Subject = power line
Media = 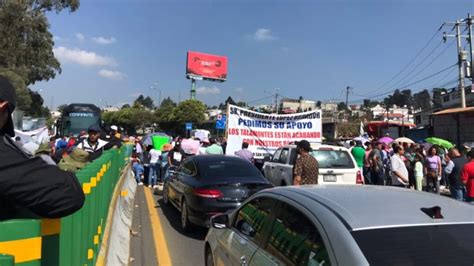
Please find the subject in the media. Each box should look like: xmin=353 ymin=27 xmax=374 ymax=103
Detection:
xmin=246 ymin=95 xmax=275 ymax=105
xmin=397 ymin=39 xmax=455 ymax=86
xmin=349 ymin=63 xmax=457 ymax=103
xmin=363 ymin=27 xmax=443 ymax=96
xmin=389 ymin=40 xmax=444 ymax=89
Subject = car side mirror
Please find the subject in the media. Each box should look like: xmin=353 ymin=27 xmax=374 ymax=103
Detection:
xmin=210 ymin=214 xmax=229 ymax=229
xmin=263 ymin=155 xmax=272 ymax=162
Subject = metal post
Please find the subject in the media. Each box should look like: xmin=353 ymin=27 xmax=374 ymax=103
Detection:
xmin=455 ymin=21 xmax=467 ymax=108
xmin=191 ymin=79 xmax=196 ymax=100
xmin=158 ymin=90 xmax=162 ymax=108
xmin=346 ymin=86 xmax=350 ymax=109
xmin=401 ymin=110 xmax=405 ymax=137
xmin=468 ymin=13 xmax=473 ymax=83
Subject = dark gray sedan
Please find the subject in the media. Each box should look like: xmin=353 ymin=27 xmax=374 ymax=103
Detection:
xmin=205 ymin=185 xmax=474 ymax=265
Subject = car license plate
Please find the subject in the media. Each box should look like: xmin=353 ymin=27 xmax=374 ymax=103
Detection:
xmin=323 ymin=175 xmax=337 ymax=182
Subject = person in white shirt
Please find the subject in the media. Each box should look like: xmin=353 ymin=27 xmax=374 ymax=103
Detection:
xmin=149 ymin=145 xmax=162 ymax=187
xmin=390 ymin=145 xmax=409 ymax=187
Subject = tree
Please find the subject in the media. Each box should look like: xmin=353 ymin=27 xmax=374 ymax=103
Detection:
xmin=316 ymin=101 xmax=322 ymax=108
xmin=337 ymin=102 xmax=347 ymax=111
xmin=57 ymin=104 xmax=68 ymax=113
xmin=155 ymin=97 xmax=176 ymax=123
xmin=432 ymin=88 xmax=446 ymax=108
xmin=133 ymin=94 xmax=154 ymax=109
xmin=121 ymin=104 xmax=131 ymax=109
xmin=413 ymin=89 xmax=431 ymax=110
xmin=236 ymin=101 xmax=247 ymax=107
xmin=173 ymin=100 xmax=206 ymax=124
xmin=102 ymin=107 xmax=155 ymax=134
xmin=0 ymin=1 xmax=79 ymax=110
xmin=362 ymin=99 xmax=379 ymax=109
xmin=383 ymin=89 xmax=414 ymax=108
xmin=160 ymin=97 xmax=176 ymax=108
xmin=24 ymin=89 xmax=50 ymax=117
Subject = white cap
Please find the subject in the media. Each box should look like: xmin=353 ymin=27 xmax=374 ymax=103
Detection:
xmin=110 ymin=125 xmax=118 ymax=131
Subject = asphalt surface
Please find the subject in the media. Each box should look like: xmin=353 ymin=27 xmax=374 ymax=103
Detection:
xmin=130 ymin=186 xmax=208 ymax=265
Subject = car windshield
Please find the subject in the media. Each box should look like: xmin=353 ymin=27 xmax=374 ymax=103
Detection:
xmin=310 ymin=150 xmax=355 ymax=169
xmin=352 ymin=224 xmax=474 ymax=265
xmin=200 ymin=161 xmax=262 ymax=178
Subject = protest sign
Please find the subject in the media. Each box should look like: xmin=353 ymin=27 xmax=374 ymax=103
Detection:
xmin=225 ymin=105 xmax=322 ymax=158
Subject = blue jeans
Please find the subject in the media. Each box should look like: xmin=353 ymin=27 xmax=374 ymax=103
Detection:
xmin=132 ymin=162 xmax=144 ymax=183
xmin=148 ymin=163 xmax=157 ymax=186
xmin=450 ymin=186 xmax=465 ymax=201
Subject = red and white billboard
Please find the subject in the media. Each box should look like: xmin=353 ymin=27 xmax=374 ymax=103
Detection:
xmin=186 ymin=51 xmax=227 ymax=81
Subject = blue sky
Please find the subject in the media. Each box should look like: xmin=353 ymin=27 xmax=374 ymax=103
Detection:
xmin=32 ymin=0 xmax=472 ymax=109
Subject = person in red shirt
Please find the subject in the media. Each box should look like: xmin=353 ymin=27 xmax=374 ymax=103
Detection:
xmin=461 ymin=150 xmax=474 ymax=204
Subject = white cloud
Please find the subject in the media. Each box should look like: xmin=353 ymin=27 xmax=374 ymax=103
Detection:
xmin=91 ymin=36 xmax=117 ymax=45
xmin=53 ymin=46 xmax=116 ymax=67
xmin=234 ymin=87 xmax=244 ymax=93
xmin=254 ymin=28 xmax=276 ymax=41
xmin=98 ymin=69 xmax=126 ymax=80
xmin=196 ymin=86 xmax=221 ymax=95
xmin=75 ymin=33 xmax=85 ymax=42
xmin=53 ymin=36 xmax=63 ymax=41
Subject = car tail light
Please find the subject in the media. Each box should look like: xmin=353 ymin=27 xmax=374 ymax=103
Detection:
xmin=193 ymin=188 xmax=223 ymax=198
xmin=356 ymin=170 xmax=364 ymax=185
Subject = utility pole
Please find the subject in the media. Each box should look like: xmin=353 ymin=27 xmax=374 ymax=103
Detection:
xmin=345 ymin=86 xmax=352 ymax=108
xmin=274 ymin=88 xmax=279 ymax=114
xmin=345 ymin=86 xmax=352 ymax=122
xmin=467 ymin=13 xmax=473 ymax=83
xmin=443 ymin=19 xmax=469 ymax=108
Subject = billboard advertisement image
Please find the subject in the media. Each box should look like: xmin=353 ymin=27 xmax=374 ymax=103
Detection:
xmin=186 ymin=51 xmax=227 ymax=81
xmin=226 ymin=104 xmax=322 ymax=159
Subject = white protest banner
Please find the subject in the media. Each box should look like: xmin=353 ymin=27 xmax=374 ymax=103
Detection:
xmin=225 ymin=105 xmax=322 ymax=158
xmin=14 ymin=126 xmax=49 ymax=144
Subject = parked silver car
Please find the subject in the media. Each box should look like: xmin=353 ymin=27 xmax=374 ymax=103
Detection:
xmin=262 ymin=143 xmax=363 ymax=186
xmin=204 ymin=185 xmax=474 ymax=265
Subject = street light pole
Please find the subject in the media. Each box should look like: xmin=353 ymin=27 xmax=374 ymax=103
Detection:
xmin=150 ymin=83 xmax=162 ymax=108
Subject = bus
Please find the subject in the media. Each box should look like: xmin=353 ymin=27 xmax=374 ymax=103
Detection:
xmin=56 ymin=103 xmax=101 ymax=136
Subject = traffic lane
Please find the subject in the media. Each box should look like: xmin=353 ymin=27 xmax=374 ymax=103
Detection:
xmin=154 ymin=192 xmax=208 ymax=265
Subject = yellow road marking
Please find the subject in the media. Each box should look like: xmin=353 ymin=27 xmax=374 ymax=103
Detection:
xmin=144 ymin=188 xmax=172 ymax=266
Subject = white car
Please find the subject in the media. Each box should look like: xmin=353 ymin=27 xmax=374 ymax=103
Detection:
xmin=262 ymin=143 xmax=363 ymax=186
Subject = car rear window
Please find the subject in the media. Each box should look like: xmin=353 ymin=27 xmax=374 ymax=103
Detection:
xmin=352 ymin=224 xmax=474 ymax=265
xmin=310 ymin=150 xmax=355 ymax=169
xmin=199 ymin=161 xmax=262 ymax=178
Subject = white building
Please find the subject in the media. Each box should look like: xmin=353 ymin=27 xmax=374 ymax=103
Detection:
xmin=440 ymin=86 xmax=474 ymax=109
xmin=370 ymin=104 xmax=414 ymax=123
xmin=102 ymin=106 xmax=120 ymax=112
xmin=206 ymin=109 xmax=222 ymax=120
xmin=321 ymin=102 xmax=338 ymax=112
xmin=280 ymin=97 xmax=317 ymax=114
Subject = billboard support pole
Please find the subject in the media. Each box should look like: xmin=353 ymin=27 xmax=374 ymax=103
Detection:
xmin=190 ymin=78 xmax=196 ymax=100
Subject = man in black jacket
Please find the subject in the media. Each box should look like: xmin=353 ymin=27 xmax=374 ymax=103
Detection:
xmin=0 ymin=76 xmax=85 ymax=220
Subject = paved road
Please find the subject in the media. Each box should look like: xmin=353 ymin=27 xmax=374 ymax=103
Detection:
xmin=130 ymin=186 xmax=208 ymax=265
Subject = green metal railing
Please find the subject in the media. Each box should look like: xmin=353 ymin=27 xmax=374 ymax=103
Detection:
xmin=0 ymin=145 xmax=131 ymax=266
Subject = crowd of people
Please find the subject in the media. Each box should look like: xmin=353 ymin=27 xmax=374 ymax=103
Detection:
xmin=348 ymin=139 xmax=474 ymax=203
xmin=129 ymin=136 xmax=238 ymax=188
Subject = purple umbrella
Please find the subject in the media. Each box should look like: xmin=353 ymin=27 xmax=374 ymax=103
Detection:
xmin=421 ymin=142 xmax=432 ymax=151
xmin=378 ymin=136 xmax=394 ymax=144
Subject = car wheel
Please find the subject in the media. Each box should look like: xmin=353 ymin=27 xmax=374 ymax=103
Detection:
xmin=181 ymin=200 xmax=192 ymax=232
xmin=162 ymin=184 xmax=169 ymax=205
xmin=205 ymin=246 xmax=214 ymax=266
